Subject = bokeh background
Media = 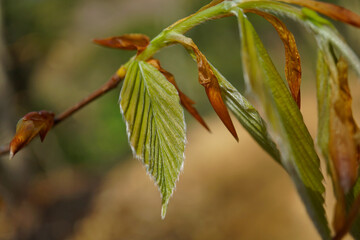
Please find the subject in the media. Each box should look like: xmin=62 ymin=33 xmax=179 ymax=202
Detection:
xmin=0 ymin=0 xmax=360 ymax=239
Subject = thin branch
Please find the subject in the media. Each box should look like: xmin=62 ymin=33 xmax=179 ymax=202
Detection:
xmin=0 ymin=73 xmax=123 ymax=157
xmin=333 ymin=194 xmax=360 ymax=240
xmin=54 ymin=74 xmax=122 ymax=125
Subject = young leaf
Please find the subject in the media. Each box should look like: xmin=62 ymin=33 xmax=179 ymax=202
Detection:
xmin=239 ymin=12 xmax=331 ymax=239
xmin=277 ymin=0 xmax=360 ymax=28
xmin=245 ymin=9 xmax=301 ymax=108
xmin=329 ymin=57 xmax=359 ymax=194
xmin=93 ymin=34 xmax=150 ymax=53
xmin=314 ymin=26 xmax=360 ymax=81
xmin=316 ymin=49 xmax=346 ymax=233
xmin=119 ymin=60 xmax=186 ymax=218
xmin=316 ymin=50 xmax=331 ymax=166
xmin=210 ymin=64 xmax=282 ymax=163
xmin=147 ymin=58 xmax=210 ymax=131
xmin=169 ymin=33 xmax=238 ymax=141
xmin=10 ymin=111 xmax=55 ymax=158
xmin=238 ymin=1 xmax=360 ymax=79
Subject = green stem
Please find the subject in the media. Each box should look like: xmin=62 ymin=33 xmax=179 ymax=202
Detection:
xmin=136 ymin=1 xmax=238 ymax=61
xmin=134 ymin=0 xmax=304 ymax=63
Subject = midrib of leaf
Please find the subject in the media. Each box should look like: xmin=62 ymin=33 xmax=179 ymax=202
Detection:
xmin=316 ymin=50 xmax=331 ymax=162
xmin=238 ymin=12 xmax=330 ymax=239
xmin=120 ymin=60 xmax=186 ymax=219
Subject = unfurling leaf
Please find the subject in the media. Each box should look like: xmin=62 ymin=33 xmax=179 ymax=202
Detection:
xmin=239 ymin=12 xmax=330 ymax=239
xmin=329 ymin=57 xmax=359 ymax=194
xmin=316 ymin=50 xmax=346 ymax=233
xmin=147 ymin=58 xmax=210 ymax=131
xmin=93 ymin=34 xmax=150 ymax=53
xmin=120 ymin=60 xmax=186 ymax=218
xmin=316 ymin=43 xmax=360 ymax=238
xmin=278 ymin=0 xmax=360 ymax=27
xmin=169 ymin=33 xmax=238 ymax=141
xmin=10 ymin=111 xmax=55 ymax=158
xmin=246 ymin=9 xmax=301 ymax=108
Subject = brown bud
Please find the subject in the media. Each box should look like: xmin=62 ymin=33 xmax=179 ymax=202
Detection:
xmin=10 ymin=111 xmax=55 ymax=158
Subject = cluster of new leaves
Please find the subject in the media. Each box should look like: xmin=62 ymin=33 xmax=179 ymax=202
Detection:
xmin=6 ymin=0 xmax=360 ymax=239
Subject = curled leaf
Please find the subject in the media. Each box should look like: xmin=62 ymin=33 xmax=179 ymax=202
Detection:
xmin=93 ymin=34 xmax=150 ymax=53
xmin=10 ymin=111 xmax=55 ymax=158
xmin=246 ymin=9 xmax=301 ymax=108
xmin=316 ymin=42 xmax=360 ymax=238
xmin=278 ymin=0 xmax=360 ymax=27
xmin=329 ymin=57 xmax=359 ymax=194
xmin=147 ymin=58 xmax=210 ymax=131
xmin=169 ymin=34 xmax=238 ymax=141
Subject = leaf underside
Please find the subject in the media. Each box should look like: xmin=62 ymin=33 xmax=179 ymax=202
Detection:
xmin=120 ymin=60 xmax=186 ymax=219
xmin=239 ymin=12 xmax=330 ymax=239
xmin=210 ymin=64 xmax=281 ymax=164
xmin=169 ymin=33 xmax=238 ymax=141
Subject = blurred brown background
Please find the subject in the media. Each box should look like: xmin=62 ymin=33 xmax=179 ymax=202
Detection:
xmin=0 ymin=0 xmax=359 ymax=239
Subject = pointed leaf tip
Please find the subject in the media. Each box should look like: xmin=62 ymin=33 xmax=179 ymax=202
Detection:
xmin=9 ymin=151 xmax=14 ymax=160
xmin=161 ymin=201 xmax=169 ymax=219
xmin=169 ymin=34 xmax=237 ymax=140
xmin=205 ymin=81 xmax=238 ymax=141
xmin=10 ymin=111 xmax=54 ymax=157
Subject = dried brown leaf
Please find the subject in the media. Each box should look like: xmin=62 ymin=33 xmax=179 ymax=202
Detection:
xmin=147 ymin=58 xmax=210 ymax=131
xmin=10 ymin=111 xmax=55 ymax=158
xmin=170 ymin=36 xmax=238 ymax=140
xmin=246 ymin=9 xmax=301 ymax=108
xmin=329 ymin=57 xmax=359 ymax=194
xmin=278 ymin=0 xmax=360 ymax=27
xmin=93 ymin=34 xmax=150 ymax=53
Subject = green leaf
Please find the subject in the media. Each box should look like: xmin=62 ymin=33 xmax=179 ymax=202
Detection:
xmin=304 ymin=17 xmax=360 ymax=79
xmin=210 ymin=64 xmax=281 ymax=164
xmin=120 ymin=60 xmax=186 ymax=218
xmin=316 ymin=50 xmax=331 ymax=170
xmin=238 ymin=12 xmax=331 ymax=239
xmin=237 ymin=1 xmax=360 ymax=78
